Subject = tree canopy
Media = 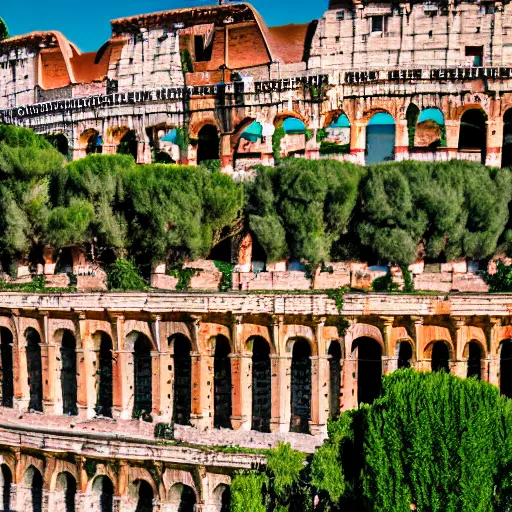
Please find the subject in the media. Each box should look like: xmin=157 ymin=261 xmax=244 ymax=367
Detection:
xmin=245 ymin=159 xmax=366 ymax=264
xmin=231 ymin=370 xmax=512 ymax=512
xmin=0 ymin=17 xmax=8 ymax=41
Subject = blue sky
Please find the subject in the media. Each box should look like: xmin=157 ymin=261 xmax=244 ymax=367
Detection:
xmin=1 ymin=1 xmax=326 ymax=52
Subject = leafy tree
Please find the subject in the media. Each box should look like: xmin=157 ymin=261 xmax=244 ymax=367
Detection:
xmin=0 ymin=17 xmax=8 ymax=41
xmin=106 ymin=257 xmax=148 ymax=291
xmin=358 ymin=161 xmax=512 ymax=265
xmin=0 ymin=125 xmax=64 ymax=266
xmin=49 ymin=154 xmax=130 ymax=256
xmin=121 ymin=164 xmax=242 ymax=265
xmin=245 ymin=159 xmax=366 ymax=265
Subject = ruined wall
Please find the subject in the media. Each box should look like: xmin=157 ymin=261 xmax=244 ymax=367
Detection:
xmin=309 ymin=1 xmax=512 ymax=71
xmin=0 ymin=48 xmax=37 ymax=109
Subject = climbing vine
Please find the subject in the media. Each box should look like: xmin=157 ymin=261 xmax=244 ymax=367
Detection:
xmin=214 ymin=260 xmax=233 ymax=292
xmin=167 ymin=267 xmax=200 ymax=291
xmin=272 ymin=126 xmax=286 ymax=163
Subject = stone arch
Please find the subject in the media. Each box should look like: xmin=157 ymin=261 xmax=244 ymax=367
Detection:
xmin=0 ymin=463 xmax=12 ymax=512
xmin=290 ymin=338 xmax=312 ymax=433
xmin=365 ymin=111 xmax=396 ymax=164
xmin=396 ymin=340 xmax=414 ymax=369
xmin=25 ymin=327 xmax=43 ymax=412
xmin=351 ymin=337 xmax=382 ymax=405
xmin=170 ymin=333 xmax=192 ymax=426
xmin=80 ymin=128 xmax=102 ymax=155
xmin=162 ymin=469 xmax=196 ymax=503
xmin=130 ymin=332 xmax=153 ymax=418
xmin=320 ymin=111 xmax=351 ymax=155
xmin=116 ymin=129 xmax=138 ymax=161
xmin=89 ymin=474 xmax=115 ymax=512
xmin=346 ymin=323 xmax=385 ymax=355
xmin=425 ymin=340 xmax=451 ymax=373
xmin=328 ymin=339 xmax=342 ymax=419
xmin=273 ymin=112 xmax=307 ymax=158
xmin=21 ymin=465 xmax=43 ymax=512
xmin=390 ymin=326 xmax=415 ymax=359
xmin=415 ymin=107 xmax=446 ymax=148
xmin=458 ymin=107 xmax=488 ymax=163
xmin=405 ymin=102 xmax=420 ymax=148
xmin=284 ymin=325 xmax=316 ymax=356
xmin=242 ymin=325 xmax=273 ymax=354
xmin=213 ymin=335 xmax=232 ymax=429
xmin=48 ymin=461 xmax=79 ymax=491
xmin=211 ymin=483 xmax=230 ymax=512
xmin=92 ymin=331 xmax=113 ymax=418
xmin=124 ymin=324 xmax=156 ymax=352
xmin=464 ymin=340 xmax=484 ymax=380
xmin=128 ymin=479 xmax=155 ymax=512
xmin=0 ymin=327 xmax=14 ymax=408
xmin=249 ymin=336 xmax=271 ymax=432
xmin=199 ymin=324 xmax=231 ymax=354
xmin=55 ymin=329 xmax=78 ymax=416
xmin=54 ymin=471 xmax=77 ymax=512
xmin=420 ymin=326 xmax=454 ymax=359
xmin=168 ymin=483 xmax=197 ymax=511
xmin=197 ymin=124 xmax=220 ymax=164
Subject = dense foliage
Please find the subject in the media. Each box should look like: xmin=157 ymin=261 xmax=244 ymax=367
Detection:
xmin=0 ymin=17 xmax=7 ymax=41
xmin=245 ymin=159 xmax=366 ymax=265
xmin=357 ymin=161 xmax=512 ymax=266
xmin=232 ymin=371 xmax=512 ymax=512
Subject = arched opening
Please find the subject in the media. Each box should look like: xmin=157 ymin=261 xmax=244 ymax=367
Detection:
xmin=212 ymin=484 xmax=230 ymax=512
xmin=466 ymin=341 xmax=482 ymax=380
xmin=169 ymin=483 xmax=196 ymax=512
xmin=250 ymin=337 xmax=271 ymax=432
xmin=0 ymin=464 xmax=12 ymax=512
xmin=82 ymin=130 xmax=103 ymax=155
xmin=135 ymin=480 xmax=153 ymax=512
xmin=56 ymin=472 xmax=76 ymax=512
xmin=0 ymin=328 xmax=14 ymax=408
xmin=96 ymin=333 xmax=113 ymax=418
xmin=172 ymin=334 xmax=192 ymax=426
xmin=406 ymin=103 xmax=420 ymax=148
xmin=117 ymin=130 xmax=138 ymax=161
xmin=23 ymin=466 xmax=43 ymax=512
xmin=55 ymin=247 xmax=74 ymax=274
xmin=197 ymin=124 xmax=219 ymax=164
xmin=352 ymin=337 xmax=382 ymax=405
xmin=366 ymin=112 xmax=396 ymax=164
xmin=274 ymin=116 xmax=307 ymax=159
xmin=458 ymin=109 xmax=487 ymax=163
xmin=416 ymin=108 xmax=446 ymax=148
xmin=133 ymin=335 xmax=153 ymax=418
xmin=430 ymin=341 xmax=450 ymax=373
xmin=61 ymin=331 xmax=77 ymax=415
xmin=26 ymin=329 xmax=43 ymax=412
xmin=290 ymin=339 xmax=311 ymax=433
xmin=213 ymin=336 xmax=232 ymax=429
xmin=328 ymin=341 xmax=342 ymax=419
xmin=92 ymin=475 xmax=114 ymax=512
xmin=319 ymin=113 xmax=351 ymax=156
xmin=235 ymin=121 xmax=264 ymax=171
xmin=397 ymin=341 xmax=413 ymax=369
xmin=500 ymin=340 xmax=512 ymax=398
xmin=502 ymin=109 xmax=512 ymax=168
xmin=45 ymin=133 xmax=69 ymax=157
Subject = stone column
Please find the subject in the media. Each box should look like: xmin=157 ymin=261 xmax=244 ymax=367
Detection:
xmin=137 ymin=141 xmax=152 ymax=164
xmin=260 ymin=136 xmax=274 ymax=167
xmin=113 ymin=349 xmax=133 ymax=420
xmin=42 ymin=488 xmax=50 ymax=512
xmin=220 ymin=134 xmax=234 ymax=175
xmin=13 ymin=343 xmax=29 ymax=411
xmin=488 ymin=318 xmax=502 ymax=386
xmin=349 ymin=121 xmax=366 ymax=165
xmin=394 ymin=119 xmax=409 ymax=161
xmin=269 ymin=354 xmax=292 ymax=432
xmin=41 ymin=343 xmax=59 ymax=415
xmin=305 ymin=132 xmax=320 ymax=160
xmin=486 ymin=118 xmax=504 ymax=167
xmin=157 ymin=351 xmax=173 ymax=420
xmin=340 ymin=354 xmax=357 ymax=411
xmin=382 ymin=356 xmax=398 ymax=374
xmin=381 ymin=317 xmax=395 ymax=374
xmin=190 ymin=352 xmax=214 ymax=430
xmin=309 ymin=355 xmax=330 ymax=436
xmin=76 ymin=346 xmax=98 ymax=419
xmin=151 ymin=350 xmax=161 ymax=417
xmin=230 ymin=353 xmax=252 ymax=431
xmin=453 ymin=318 xmax=467 ymax=378
xmin=186 ymin=144 xmax=197 ymax=166
xmin=444 ymin=120 xmax=460 ymax=160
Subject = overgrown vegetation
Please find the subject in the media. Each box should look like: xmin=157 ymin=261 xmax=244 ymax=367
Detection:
xmin=484 ymin=260 xmax=512 ymax=292
xmin=106 ymin=258 xmax=148 ymax=291
xmin=232 ymin=371 xmax=512 ymax=511
xmin=0 ymin=17 xmax=8 ymax=41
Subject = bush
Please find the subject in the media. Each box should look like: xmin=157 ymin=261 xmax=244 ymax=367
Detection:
xmin=106 ymin=258 xmax=148 ymax=291
xmin=484 ymin=261 xmax=512 ymax=292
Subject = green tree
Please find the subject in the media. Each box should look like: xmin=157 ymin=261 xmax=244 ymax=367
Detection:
xmin=122 ymin=164 xmax=242 ymax=265
xmin=245 ymin=159 xmax=366 ymax=265
xmin=358 ymin=161 xmax=512 ymax=265
xmin=0 ymin=125 xmax=64 ymax=267
xmin=0 ymin=17 xmax=8 ymax=41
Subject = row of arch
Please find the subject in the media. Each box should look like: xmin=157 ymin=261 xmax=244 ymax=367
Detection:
xmin=0 ymin=462 xmax=229 ymax=512
xmin=4 ymin=322 xmax=512 ymax=435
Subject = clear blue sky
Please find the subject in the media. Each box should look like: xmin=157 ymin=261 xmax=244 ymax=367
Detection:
xmin=1 ymin=1 xmax=327 ymax=52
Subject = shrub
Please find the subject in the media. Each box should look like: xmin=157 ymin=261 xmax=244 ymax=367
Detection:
xmin=106 ymin=257 xmax=148 ymax=291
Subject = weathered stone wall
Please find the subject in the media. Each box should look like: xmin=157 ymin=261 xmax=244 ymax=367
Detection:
xmin=309 ymin=2 xmax=512 ymax=71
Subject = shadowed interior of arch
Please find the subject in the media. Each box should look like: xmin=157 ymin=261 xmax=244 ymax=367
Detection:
xmin=290 ymin=338 xmax=312 ymax=433
xmin=133 ymin=334 xmax=153 ymax=418
xmin=250 ymin=336 xmax=271 ymax=432
xmin=95 ymin=333 xmax=113 ymax=418
xmin=26 ymin=329 xmax=43 ymax=412
xmin=328 ymin=340 xmax=342 ymax=419
xmin=431 ymin=341 xmax=450 ymax=373
xmin=61 ymin=330 xmax=78 ymax=416
xmin=214 ymin=335 xmax=232 ymax=429
xmin=0 ymin=328 xmax=13 ymax=408
xmin=352 ymin=336 xmax=382 ymax=405
xmin=172 ymin=334 xmax=192 ymax=426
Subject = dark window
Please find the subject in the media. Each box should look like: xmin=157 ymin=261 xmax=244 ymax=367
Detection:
xmin=172 ymin=335 xmax=192 ymax=426
xmin=336 ymin=10 xmax=345 ymax=20
xmin=290 ymin=339 xmax=311 ymax=433
xmin=371 ymin=16 xmax=384 ymax=33
xmin=134 ymin=336 xmax=152 ymax=416
xmin=96 ymin=335 xmax=113 ymax=418
xmin=251 ymin=338 xmax=271 ymax=432
xmin=61 ymin=332 xmax=77 ymax=416
xmin=194 ymin=35 xmax=213 ymax=62
xmin=214 ymin=336 xmax=232 ymax=429
xmin=466 ymin=46 xmax=484 ymax=66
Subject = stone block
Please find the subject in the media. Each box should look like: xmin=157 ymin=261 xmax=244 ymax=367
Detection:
xmin=76 ymin=275 xmax=107 ymax=292
xmin=452 ymin=273 xmax=489 ymax=293
xmin=414 ymin=272 xmax=453 ymax=292
xmin=45 ymin=274 xmax=70 ymax=288
xmin=151 ymin=273 xmax=178 ymax=290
